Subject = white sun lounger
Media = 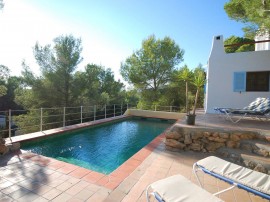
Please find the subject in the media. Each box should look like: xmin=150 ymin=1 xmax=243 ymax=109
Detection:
xmin=193 ymin=156 xmax=270 ymax=200
xmin=146 ymin=175 xmax=224 ymax=202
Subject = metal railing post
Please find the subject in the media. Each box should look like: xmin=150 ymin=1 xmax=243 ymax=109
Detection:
xmin=114 ymin=104 xmax=115 ymax=117
xmin=81 ymin=106 xmax=83 ymax=123
xmin=8 ymin=109 xmax=11 ymax=138
xmin=105 ymin=105 xmax=106 ymax=119
xmin=170 ymin=106 xmax=172 ymax=112
xmin=121 ymin=104 xmax=122 ymax=115
xmin=127 ymin=103 xmax=128 ymax=110
xmin=63 ymin=107 xmax=66 ymax=127
xmin=155 ymin=105 xmax=157 ymax=111
xmin=94 ymin=105 xmax=96 ymax=121
xmin=40 ymin=108 xmax=43 ymax=131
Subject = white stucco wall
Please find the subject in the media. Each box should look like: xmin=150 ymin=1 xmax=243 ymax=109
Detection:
xmin=205 ymin=35 xmax=270 ymax=114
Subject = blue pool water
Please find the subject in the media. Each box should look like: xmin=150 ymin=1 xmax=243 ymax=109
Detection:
xmin=21 ymin=117 xmax=174 ymax=174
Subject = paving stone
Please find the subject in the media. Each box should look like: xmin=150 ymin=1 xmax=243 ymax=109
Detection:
xmin=32 ymin=184 xmax=53 ymax=195
xmin=85 ymin=183 xmax=101 ymax=192
xmin=42 ymin=188 xmax=62 ymax=200
xmin=51 ymin=192 xmax=73 ymax=202
xmin=1 ymin=184 xmax=22 ymax=195
xmin=74 ymin=188 xmax=95 ymax=201
xmin=18 ymin=179 xmax=42 ymax=191
xmin=0 ymin=180 xmax=13 ymax=190
xmin=56 ymin=181 xmax=75 ymax=191
xmin=65 ymin=180 xmax=89 ymax=195
xmin=32 ymin=196 xmax=49 ymax=202
xmin=104 ymin=189 xmax=126 ymax=202
xmin=8 ymin=187 xmax=31 ymax=200
xmin=16 ymin=191 xmax=40 ymax=202
xmin=67 ymin=197 xmax=84 ymax=202
xmin=0 ymin=193 xmax=13 ymax=202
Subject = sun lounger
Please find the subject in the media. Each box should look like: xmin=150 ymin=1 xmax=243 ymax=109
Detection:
xmin=214 ymin=97 xmax=267 ymax=113
xmin=214 ymin=98 xmax=270 ymax=123
xmin=146 ymin=174 xmax=224 ymax=202
xmin=193 ymin=156 xmax=270 ymax=200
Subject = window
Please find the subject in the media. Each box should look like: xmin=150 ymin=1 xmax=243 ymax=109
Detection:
xmin=246 ymin=71 xmax=269 ymax=91
xmin=233 ymin=71 xmax=270 ymax=92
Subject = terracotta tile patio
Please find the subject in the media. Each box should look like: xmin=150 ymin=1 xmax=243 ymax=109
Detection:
xmin=0 ymin=113 xmax=269 ymax=201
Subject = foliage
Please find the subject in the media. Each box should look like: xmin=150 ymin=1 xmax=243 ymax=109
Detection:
xmin=73 ymin=64 xmax=125 ymax=106
xmin=224 ymin=36 xmax=255 ymax=53
xmin=0 ymin=65 xmax=23 ymax=112
xmin=13 ymin=110 xmax=40 ymax=134
xmin=33 ymin=34 xmax=83 ymax=107
xmin=191 ymin=69 xmax=206 ymax=115
xmin=0 ymin=65 xmax=10 ymax=97
xmin=178 ymin=65 xmax=192 ymax=114
xmin=178 ymin=65 xmax=205 ymax=115
xmin=124 ymin=88 xmax=139 ymax=107
xmin=120 ymin=35 xmax=184 ymax=103
xmin=224 ymin=0 xmax=270 ymax=35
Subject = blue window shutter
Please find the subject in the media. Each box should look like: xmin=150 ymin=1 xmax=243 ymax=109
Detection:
xmin=233 ymin=72 xmax=246 ymax=92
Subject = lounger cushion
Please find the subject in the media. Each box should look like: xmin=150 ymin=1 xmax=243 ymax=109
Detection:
xmin=243 ymin=97 xmax=267 ymax=110
xmin=197 ymin=156 xmax=270 ymax=196
xmin=253 ymin=98 xmax=270 ymax=113
xmin=150 ymin=175 xmax=224 ymax=202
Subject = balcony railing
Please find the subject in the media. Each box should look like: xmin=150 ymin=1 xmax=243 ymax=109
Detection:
xmin=0 ymin=104 xmax=182 ymax=138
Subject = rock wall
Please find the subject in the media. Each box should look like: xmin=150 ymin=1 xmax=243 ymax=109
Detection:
xmin=165 ymin=126 xmax=266 ymax=153
xmin=164 ymin=125 xmax=270 ymax=174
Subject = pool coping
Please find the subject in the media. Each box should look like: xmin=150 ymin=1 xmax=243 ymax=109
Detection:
xmin=10 ymin=115 xmax=176 ymax=190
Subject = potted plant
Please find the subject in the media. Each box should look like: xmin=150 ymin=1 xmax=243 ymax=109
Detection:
xmin=178 ymin=65 xmax=193 ymax=124
xmin=179 ymin=66 xmax=205 ymax=125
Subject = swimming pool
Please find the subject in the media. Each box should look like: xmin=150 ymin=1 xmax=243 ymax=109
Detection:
xmin=21 ymin=117 xmax=175 ymax=174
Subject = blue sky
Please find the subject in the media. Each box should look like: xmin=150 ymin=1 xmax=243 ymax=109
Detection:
xmin=0 ymin=0 xmax=244 ymax=81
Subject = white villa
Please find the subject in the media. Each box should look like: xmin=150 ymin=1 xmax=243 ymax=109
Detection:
xmin=205 ymin=34 xmax=270 ymax=113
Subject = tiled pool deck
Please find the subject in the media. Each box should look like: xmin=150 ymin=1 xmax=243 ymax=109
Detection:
xmin=1 ymin=113 xmax=269 ymax=202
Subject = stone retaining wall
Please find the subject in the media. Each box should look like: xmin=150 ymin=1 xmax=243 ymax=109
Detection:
xmin=165 ymin=124 xmax=270 ymax=173
xmin=165 ymin=126 xmax=268 ymax=153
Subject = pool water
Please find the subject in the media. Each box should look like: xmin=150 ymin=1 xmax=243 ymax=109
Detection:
xmin=21 ymin=117 xmax=174 ymax=174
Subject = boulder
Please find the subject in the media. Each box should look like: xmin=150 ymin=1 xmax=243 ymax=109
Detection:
xmin=192 ymin=139 xmax=202 ymax=144
xmin=7 ymin=142 xmax=20 ymax=151
xmin=208 ymin=136 xmax=226 ymax=143
xmin=165 ymin=131 xmax=182 ymax=140
xmin=206 ymin=142 xmax=225 ymax=152
xmin=191 ymin=132 xmax=203 ymax=140
xmin=0 ymin=138 xmax=5 ymax=145
xmin=189 ymin=143 xmax=201 ymax=151
xmin=203 ymin=132 xmax=211 ymax=137
xmin=219 ymin=132 xmax=229 ymax=139
xmin=240 ymin=133 xmax=255 ymax=140
xmin=212 ymin=132 xmax=219 ymax=138
xmin=201 ymin=138 xmax=210 ymax=144
xmin=243 ymin=160 xmax=256 ymax=169
xmin=226 ymin=141 xmax=239 ymax=148
xmin=254 ymin=164 xmax=268 ymax=174
xmin=0 ymin=144 xmax=9 ymax=155
xmin=253 ymin=149 xmax=269 ymax=157
xmin=165 ymin=139 xmax=185 ymax=149
xmin=230 ymin=133 xmax=241 ymax=141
